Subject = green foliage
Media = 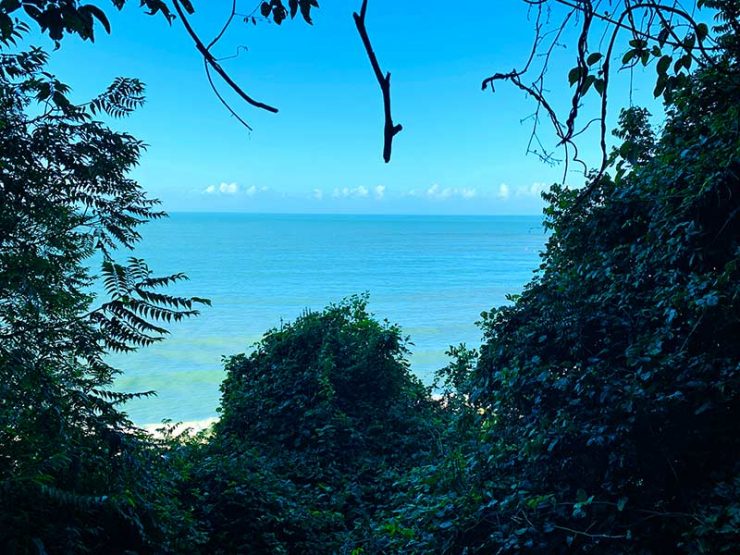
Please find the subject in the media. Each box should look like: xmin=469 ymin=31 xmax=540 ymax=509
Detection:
xmin=0 ymin=0 xmax=173 ymax=44
xmin=370 ymin=10 xmax=739 ymax=553
xmin=1 ymin=2 xmax=737 ymax=554
xmin=261 ymin=0 xmax=319 ymax=25
xmin=0 ymin=47 xmax=207 ymax=552
xmin=0 ymin=0 xmax=319 ymax=46
xmin=217 ymin=295 xmax=434 ymax=460
xmin=195 ymin=295 xmax=444 ymax=553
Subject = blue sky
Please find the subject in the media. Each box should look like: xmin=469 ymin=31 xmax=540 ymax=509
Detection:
xmin=29 ymin=1 xmax=662 ymax=214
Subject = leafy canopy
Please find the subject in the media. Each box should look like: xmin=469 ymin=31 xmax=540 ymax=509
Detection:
xmin=0 ymin=45 xmax=207 ymax=552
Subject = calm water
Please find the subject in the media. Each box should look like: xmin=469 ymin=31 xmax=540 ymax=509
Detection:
xmin=106 ymin=213 xmax=546 ymax=424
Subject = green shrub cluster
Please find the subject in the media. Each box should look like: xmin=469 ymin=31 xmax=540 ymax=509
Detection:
xmin=187 ymin=296 xmax=444 ymax=553
xmin=369 ymin=60 xmax=740 ymax=555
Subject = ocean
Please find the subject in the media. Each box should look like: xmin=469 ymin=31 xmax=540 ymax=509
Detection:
xmin=105 ymin=213 xmax=547 ymax=425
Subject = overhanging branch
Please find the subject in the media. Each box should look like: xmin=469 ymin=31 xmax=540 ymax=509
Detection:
xmin=353 ymin=0 xmax=402 ymax=163
xmin=171 ymin=0 xmax=278 ymax=115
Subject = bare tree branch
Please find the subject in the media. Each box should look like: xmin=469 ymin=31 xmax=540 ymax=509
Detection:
xmin=204 ymin=60 xmax=253 ymax=130
xmin=207 ymin=0 xmax=237 ymax=51
xmin=483 ymin=0 xmax=723 ymax=189
xmin=171 ymin=0 xmax=278 ymax=114
xmin=353 ymin=0 xmax=402 ymax=163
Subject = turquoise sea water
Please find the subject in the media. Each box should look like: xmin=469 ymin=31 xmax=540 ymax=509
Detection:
xmin=107 ymin=213 xmax=547 ymax=425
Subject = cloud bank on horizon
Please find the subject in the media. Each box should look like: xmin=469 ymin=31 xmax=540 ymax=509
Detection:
xmin=194 ymin=180 xmax=551 ymax=214
xmin=204 ymin=183 xmax=270 ymax=196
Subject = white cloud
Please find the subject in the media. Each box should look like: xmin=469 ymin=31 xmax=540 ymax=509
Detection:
xmin=204 ymin=182 xmax=239 ymax=195
xmin=497 ymin=183 xmax=510 ymax=199
xmin=426 ymin=184 xmax=450 ymax=199
xmin=425 ymin=184 xmax=478 ymax=201
xmin=332 ymin=186 xmax=370 ymax=199
xmin=516 ymin=182 xmax=548 ymax=197
xmin=374 ymin=185 xmax=386 ymax=199
xmin=203 ymin=182 xmax=269 ymax=196
xmin=312 ymin=188 xmax=324 ymax=200
xmin=244 ymin=185 xmax=268 ymax=196
xmin=220 ymin=182 xmax=239 ymax=194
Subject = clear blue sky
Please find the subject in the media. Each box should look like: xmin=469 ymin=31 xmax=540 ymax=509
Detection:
xmin=28 ymin=1 xmax=660 ymax=214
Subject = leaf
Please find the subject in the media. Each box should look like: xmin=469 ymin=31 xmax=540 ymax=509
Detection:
xmin=696 ymin=23 xmax=709 ymax=41
xmin=653 ymin=75 xmax=667 ymax=98
xmin=657 ymin=55 xmax=671 ymax=76
xmin=658 ymin=27 xmax=670 ymax=47
xmin=617 ymin=497 xmax=628 ymax=512
xmin=594 ymin=78 xmax=605 ymax=96
xmin=298 ymin=0 xmax=313 ymax=23
xmin=568 ymin=66 xmax=582 ymax=86
xmin=586 ymin=52 xmax=602 ymax=66
xmin=82 ymin=5 xmax=111 ymax=34
xmin=580 ymin=74 xmax=595 ymax=94
xmin=260 ymin=2 xmax=271 ymax=17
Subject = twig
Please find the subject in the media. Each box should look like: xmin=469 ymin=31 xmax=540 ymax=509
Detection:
xmin=207 ymin=0 xmax=237 ymax=51
xmin=204 ymin=61 xmax=253 ymax=130
xmin=172 ymin=0 xmax=278 ymax=114
xmin=552 ymin=524 xmax=627 ymax=539
xmin=353 ymin=0 xmax=402 ymax=163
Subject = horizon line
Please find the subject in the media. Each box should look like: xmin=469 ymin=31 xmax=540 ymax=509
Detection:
xmin=161 ymin=210 xmax=545 ymax=217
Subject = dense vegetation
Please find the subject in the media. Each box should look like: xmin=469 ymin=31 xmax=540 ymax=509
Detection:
xmin=1 ymin=1 xmax=738 ymax=553
xmin=0 ymin=44 xmax=207 ymax=553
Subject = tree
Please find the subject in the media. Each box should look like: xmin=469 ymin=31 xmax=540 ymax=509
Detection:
xmin=0 ymin=44 xmax=208 ymax=552
xmin=0 ymin=0 xmax=318 ymax=129
xmin=483 ymin=0 xmax=737 ymax=177
xmin=369 ymin=3 xmax=739 ymax=552
xmin=198 ymin=295 xmax=443 ymax=552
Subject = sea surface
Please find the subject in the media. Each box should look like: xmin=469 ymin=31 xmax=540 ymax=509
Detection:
xmin=104 ymin=213 xmax=547 ymax=425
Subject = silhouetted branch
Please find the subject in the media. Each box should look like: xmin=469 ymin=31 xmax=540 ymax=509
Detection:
xmin=207 ymin=0 xmax=237 ymax=51
xmin=482 ymin=0 xmax=721 ymax=186
xmin=172 ymin=0 xmax=278 ymax=114
xmin=204 ymin=61 xmax=253 ymax=130
xmin=353 ymin=0 xmax=402 ymax=163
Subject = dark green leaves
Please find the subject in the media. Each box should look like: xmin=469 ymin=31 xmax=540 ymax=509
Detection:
xmin=0 ymin=48 xmax=206 ymax=552
xmin=587 ymin=52 xmax=603 ymax=66
xmin=0 ymin=0 xmax=174 ymax=42
xmin=657 ymin=54 xmax=672 ymax=75
xmin=697 ymin=22 xmax=709 ymax=41
xmin=89 ymin=77 xmax=146 ymax=118
xmin=260 ymin=0 xmax=316 ymax=25
xmin=208 ymin=295 xmax=440 ymax=552
xmin=568 ymin=65 xmax=582 ymax=86
xmin=80 ymin=4 xmax=110 ymax=35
